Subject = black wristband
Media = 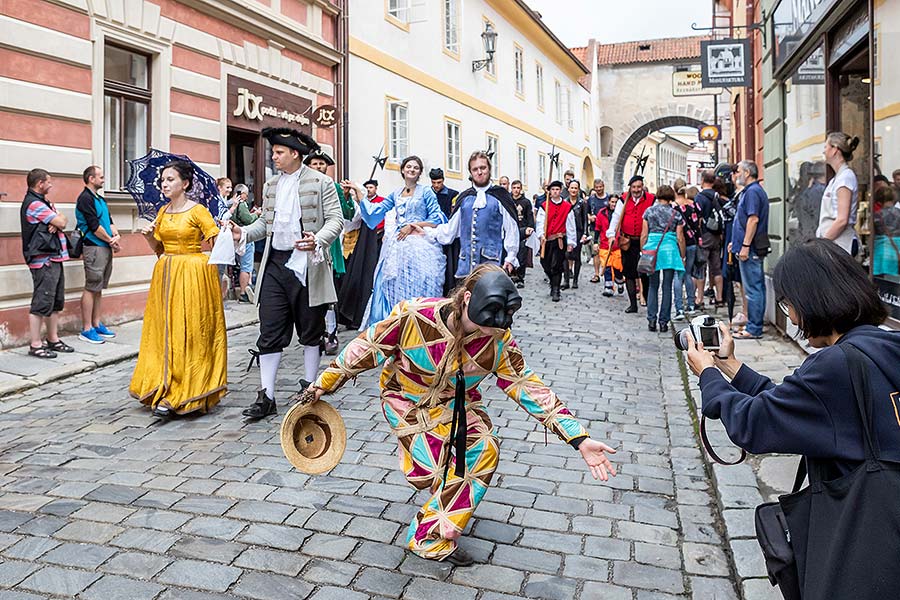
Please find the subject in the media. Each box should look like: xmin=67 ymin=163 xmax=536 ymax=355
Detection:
xmin=741 ymin=243 xmax=751 ymax=248
xmin=569 ymin=435 xmax=589 ymax=450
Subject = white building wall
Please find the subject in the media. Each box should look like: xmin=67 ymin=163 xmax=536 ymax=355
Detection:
xmin=348 ymin=0 xmax=598 ymax=195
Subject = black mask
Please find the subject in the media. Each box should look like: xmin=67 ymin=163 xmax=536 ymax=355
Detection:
xmin=467 ymin=271 xmax=522 ymax=330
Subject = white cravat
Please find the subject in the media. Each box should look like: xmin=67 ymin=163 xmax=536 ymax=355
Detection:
xmin=474 ymin=184 xmax=489 ymax=209
xmin=272 ymin=169 xmax=302 ymax=251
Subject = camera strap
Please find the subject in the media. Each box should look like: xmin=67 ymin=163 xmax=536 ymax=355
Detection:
xmin=700 ymin=415 xmax=747 ymax=465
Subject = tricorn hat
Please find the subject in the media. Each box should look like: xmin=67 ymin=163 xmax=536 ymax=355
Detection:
xmin=280 ymin=399 xmax=346 ymax=474
xmin=303 ymin=149 xmax=335 ymax=167
xmin=262 ymin=127 xmax=319 ymax=156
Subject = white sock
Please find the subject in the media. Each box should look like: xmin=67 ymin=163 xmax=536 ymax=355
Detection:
xmin=259 ymin=352 xmax=281 ymax=399
xmin=304 ymin=345 xmax=320 ymax=383
xmin=325 ymin=308 xmax=336 ymax=334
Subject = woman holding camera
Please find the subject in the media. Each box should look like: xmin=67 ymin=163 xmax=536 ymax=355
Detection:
xmin=685 ymin=239 xmax=900 ymax=598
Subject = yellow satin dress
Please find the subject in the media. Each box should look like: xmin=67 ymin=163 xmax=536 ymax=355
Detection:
xmin=129 ymin=204 xmax=227 ymax=414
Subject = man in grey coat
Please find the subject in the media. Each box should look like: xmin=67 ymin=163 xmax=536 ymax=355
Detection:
xmin=231 ymin=127 xmax=343 ymax=420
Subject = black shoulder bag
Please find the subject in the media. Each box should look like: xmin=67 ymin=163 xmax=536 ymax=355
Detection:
xmin=756 ymin=343 xmax=900 ymax=599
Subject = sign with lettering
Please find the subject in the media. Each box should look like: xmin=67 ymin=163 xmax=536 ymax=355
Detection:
xmin=701 ymin=39 xmax=751 ymax=87
xmin=312 ymin=105 xmax=338 ymax=128
xmin=227 ymin=76 xmax=313 ymax=132
xmin=672 ymin=70 xmax=723 ymax=97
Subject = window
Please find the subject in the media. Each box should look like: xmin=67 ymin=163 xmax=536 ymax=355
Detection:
xmin=104 ymin=44 xmax=150 ymax=191
xmin=554 ymin=80 xmax=563 ymax=124
xmin=387 ymin=99 xmax=408 ymax=162
xmin=445 ymin=118 xmax=461 ymax=174
xmin=514 ymin=44 xmax=525 ymax=97
xmin=387 ymin=0 xmax=410 ymax=28
xmin=443 ymin=0 xmax=459 ymax=57
xmin=486 ymin=133 xmax=499 ymax=171
xmin=538 ymin=152 xmax=548 ymax=187
xmin=583 ymin=102 xmax=591 ymax=139
xmin=535 ymin=62 xmax=545 ymax=110
xmin=600 ymin=126 xmax=613 ymax=157
xmin=566 ymin=87 xmax=573 ymax=130
xmin=517 ymin=145 xmax=527 ymax=183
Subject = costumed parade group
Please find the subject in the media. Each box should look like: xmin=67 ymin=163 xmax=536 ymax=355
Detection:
xmin=128 ymin=128 xmax=618 ymax=565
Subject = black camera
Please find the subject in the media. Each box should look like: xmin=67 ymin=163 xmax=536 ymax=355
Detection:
xmin=675 ymin=316 xmax=721 ymax=352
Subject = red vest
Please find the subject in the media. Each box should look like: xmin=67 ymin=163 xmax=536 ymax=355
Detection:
xmin=621 ymin=192 xmax=654 ymax=236
xmin=545 ymin=199 xmax=571 ymax=236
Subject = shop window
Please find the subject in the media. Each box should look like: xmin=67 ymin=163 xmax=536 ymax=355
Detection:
xmin=873 ymin=2 xmax=900 ymax=320
xmin=387 ymin=99 xmax=408 ymax=162
xmin=445 ymin=118 xmax=461 ymax=174
xmin=783 ymin=46 xmax=826 ymax=250
xmin=104 ymin=44 xmax=150 ymax=191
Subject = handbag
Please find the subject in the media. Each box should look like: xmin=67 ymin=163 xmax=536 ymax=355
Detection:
xmin=754 ymin=460 xmax=806 ymax=600
xmin=637 ymin=208 xmax=676 ymax=275
xmin=67 ymin=229 xmax=84 ymax=259
xmin=774 ymin=343 xmax=900 ymax=599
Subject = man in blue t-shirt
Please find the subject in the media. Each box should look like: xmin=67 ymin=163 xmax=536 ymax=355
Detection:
xmin=75 ymin=166 xmax=120 ymax=344
xmin=731 ymin=160 xmax=769 ymax=339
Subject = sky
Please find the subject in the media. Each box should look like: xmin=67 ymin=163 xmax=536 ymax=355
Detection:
xmin=524 ymin=0 xmax=713 ymax=47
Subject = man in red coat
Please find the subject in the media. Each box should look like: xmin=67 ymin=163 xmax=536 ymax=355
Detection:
xmin=606 ymin=175 xmax=655 ymax=313
xmin=536 ymin=181 xmax=577 ymax=302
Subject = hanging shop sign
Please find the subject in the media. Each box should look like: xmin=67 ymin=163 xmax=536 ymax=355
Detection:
xmin=312 ymin=105 xmax=339 ymax=128
xmin=227 ymin=76 xmax=312 ymax=132
xmin=673 ymin=70 xmax=723 ymax=97
xmin=698 ymin=124 xmax=721 ymax=142
xmin=701 ymin=38 xmax=751 ymax=87
xmin=794 ymin=47 xmax=825 ymax=85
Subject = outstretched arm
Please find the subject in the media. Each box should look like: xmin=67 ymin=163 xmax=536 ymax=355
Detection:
xmin=313 ymin=300 xmax=408 ymax=394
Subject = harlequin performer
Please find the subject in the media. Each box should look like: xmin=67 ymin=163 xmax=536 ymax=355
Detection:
xmin=535 ymin=180 xmax=577 ymax=302
xmin=301 ymin=265 xmax=617 ymax=566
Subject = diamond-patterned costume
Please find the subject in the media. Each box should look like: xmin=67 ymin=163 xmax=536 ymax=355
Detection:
xmin=315 ymin=297 xmax=589 ymax=559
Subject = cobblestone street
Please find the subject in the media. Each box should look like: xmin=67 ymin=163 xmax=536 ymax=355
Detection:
xmin=0 ymin=281 xmax=743 ymax=600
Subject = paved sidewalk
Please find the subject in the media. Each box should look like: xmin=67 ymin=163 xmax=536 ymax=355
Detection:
xmin=0 ymin=279 xmax=747 ymax=599
xmin=0 ymin=302 xmax=259 ymax=399
xmin=681 ymin=328 xmax=807 ymax=600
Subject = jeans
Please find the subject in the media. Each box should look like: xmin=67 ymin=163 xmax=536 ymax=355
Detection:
xmin=673 ymin=245 xmax=697 ymax=313
xmin=738 ymin=254 xmax=766 ymax=336
xmin=647 ymin=269 xmax=675 ymax=325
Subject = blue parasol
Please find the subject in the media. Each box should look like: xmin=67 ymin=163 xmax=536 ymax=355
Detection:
xmin=125 ymin=148 xmax=220 ymax=220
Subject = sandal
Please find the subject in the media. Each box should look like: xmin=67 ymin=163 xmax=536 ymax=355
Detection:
xmin=590 ymin=275 xmax=601 ymax=283
xmin=44 ymin=339 xmax=74 ymax=353
xmin=733 ymin=330 xmax=761 ymax=340
xmin=28 ymin=346 xmax=57 ymax=359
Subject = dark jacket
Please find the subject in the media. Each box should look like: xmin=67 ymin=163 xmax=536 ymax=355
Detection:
xmin=433 ymin=185 xmax=458 ymax=219
xmin=700 ymin=325 xmax=900 ymax=477
xmin=568 ymin=196 xmax=590 ymax=241
xmin=20 ymin=190 xmax=59 ymax=263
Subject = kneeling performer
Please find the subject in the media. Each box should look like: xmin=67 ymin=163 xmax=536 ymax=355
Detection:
xmin=303 ymin=265 xmax=617 ymax=565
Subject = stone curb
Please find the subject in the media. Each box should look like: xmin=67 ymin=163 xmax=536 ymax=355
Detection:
xmin=0 ymin=314 xmax=260 ymax=400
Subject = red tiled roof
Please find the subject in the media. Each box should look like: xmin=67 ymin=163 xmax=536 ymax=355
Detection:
xmin=571 ymin=35 xmax=710 ymax=67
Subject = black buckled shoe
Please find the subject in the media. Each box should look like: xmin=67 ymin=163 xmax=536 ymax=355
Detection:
xmin=324 ymin=332 xmax=339 ymax=356
xmin=243 ymin=391 xmax=277 ymax=420
xmin=445 ymin=547 xmax=475 ymax=567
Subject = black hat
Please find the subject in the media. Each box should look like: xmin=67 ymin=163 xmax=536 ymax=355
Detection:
xmin=304 ymin=149 xmax=334 ymax=167
xmin=262 ymin=127 xmax=318 ymax=156
xmin=429 ymin=168 xmax=445 ymax=180
xmin=363 ymin=179 xmax=378 ymax=187
xmin=548 ymin=180 xmax=564 ymax=189
xmin=628 ymin=175 xmax=644 ymax=186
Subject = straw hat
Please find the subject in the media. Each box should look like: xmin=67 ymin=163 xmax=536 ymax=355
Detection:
xmin=280 ymin=399 xmax=346 ymax=474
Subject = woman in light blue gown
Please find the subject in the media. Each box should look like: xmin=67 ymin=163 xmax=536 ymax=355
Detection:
xmin=358 ymin=156 xmax=447 ymax=326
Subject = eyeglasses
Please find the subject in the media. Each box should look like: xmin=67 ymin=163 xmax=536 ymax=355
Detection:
xmin=777 ymin=298 xmax=791 ymax=317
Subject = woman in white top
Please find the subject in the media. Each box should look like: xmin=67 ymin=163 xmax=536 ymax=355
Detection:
xmin=816 ymin=131 xmax=860 ymax=254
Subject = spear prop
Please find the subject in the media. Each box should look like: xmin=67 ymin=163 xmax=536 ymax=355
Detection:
xmin=369 ymin=144 xmax=387 ymax=181
xmin=540 ymin=143 xmax=559 ymax=259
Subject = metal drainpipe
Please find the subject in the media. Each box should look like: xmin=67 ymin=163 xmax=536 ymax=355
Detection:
xmin=337 ymin=0 xmax=350 ymax=178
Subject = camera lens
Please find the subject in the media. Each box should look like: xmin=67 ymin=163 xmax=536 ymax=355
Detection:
xmin=674 ymin=329 xmax=691 ymax=351
xmin=702 ymin=315 xmax=716 ymax=326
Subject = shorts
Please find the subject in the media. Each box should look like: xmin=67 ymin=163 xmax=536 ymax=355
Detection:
xmin=256 ymin=250 xmax=327 ymax=353
xmin=30 ymin=260 xmax=65 ymax=317
xmin=83 ymin=245 xmax=113 ymax=292
xmin=238 ymin=247 xmax=254 ymax=274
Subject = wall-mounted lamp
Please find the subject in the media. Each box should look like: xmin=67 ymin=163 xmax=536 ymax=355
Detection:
xmin=472 ymin=22 xmax=498 ymax=72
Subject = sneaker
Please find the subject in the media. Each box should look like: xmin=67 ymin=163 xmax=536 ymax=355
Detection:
xmin=686 ymin=308 xmax=699 ymax=317
xmin=238 ymin=293 xmax=251 ymax=303
xmin=602 ymin=289 xmax=614 ymax=298
xmin=673 ymin=312 xmax=686 ymax=322
xmin=78 ymin=329 xmax=105 ymax=344
xmin=617 ymin=283 xmax=625 ymax=295
xmin=94 ymin=323 xmax=116 ymax=338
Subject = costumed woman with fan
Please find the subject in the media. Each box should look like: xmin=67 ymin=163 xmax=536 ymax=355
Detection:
xmin=129 ymin=160 xmax=227 ymax=418
xmin=301 ymin=265 xmax=618 ymax=566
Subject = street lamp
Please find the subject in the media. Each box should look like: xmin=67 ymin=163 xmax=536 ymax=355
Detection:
xmin=472 ymin=22 xmax=498 ymax=72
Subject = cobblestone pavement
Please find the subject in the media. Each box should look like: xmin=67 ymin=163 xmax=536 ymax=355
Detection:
xmin=0 ymin=278 xmax=743 ymax=600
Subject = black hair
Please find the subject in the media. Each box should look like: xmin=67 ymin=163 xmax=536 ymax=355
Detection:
xmin=83 ymin=165 xmax=100 ymax=184
xmin=773 ymin=239 xmax=887 ymax=339
xmin=160 ymin=160 xmax=194 ymax=192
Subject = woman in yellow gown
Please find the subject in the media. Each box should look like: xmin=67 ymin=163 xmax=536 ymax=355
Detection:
xmin=129 ymin=161 xmax=227 ymax=418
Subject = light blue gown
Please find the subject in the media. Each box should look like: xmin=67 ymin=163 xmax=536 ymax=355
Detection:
xmin=360 ymin=184 xmax=447 ymax=326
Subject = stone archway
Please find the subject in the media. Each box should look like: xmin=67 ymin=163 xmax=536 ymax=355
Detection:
xmin=612 ymin=103 xmax=713 ymax=191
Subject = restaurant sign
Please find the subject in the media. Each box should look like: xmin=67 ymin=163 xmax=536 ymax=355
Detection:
xmin=227 ymin=76 xmax=312 ymax=132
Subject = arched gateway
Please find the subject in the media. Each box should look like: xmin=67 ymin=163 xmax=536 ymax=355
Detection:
xmin=613 ymin=115 xmax=708 ymax=192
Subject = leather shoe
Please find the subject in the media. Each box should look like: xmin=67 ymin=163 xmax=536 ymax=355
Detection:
xmin=624 ymin=305 xmax=638 ymax=313
xmin=152 ymin=405 xmax=173 ymax=419
xmin=648 ymin=320 xmax=657 ymax=332
xmin=324 ymin=332 xmax=339 ymax=356
xmin=659 ymin=322 xmax=669 ymax=333
xmin=243 ymin=390 xmax=277 ymax=420
xmin=445 ymin=548 xmax=475 ymax=567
